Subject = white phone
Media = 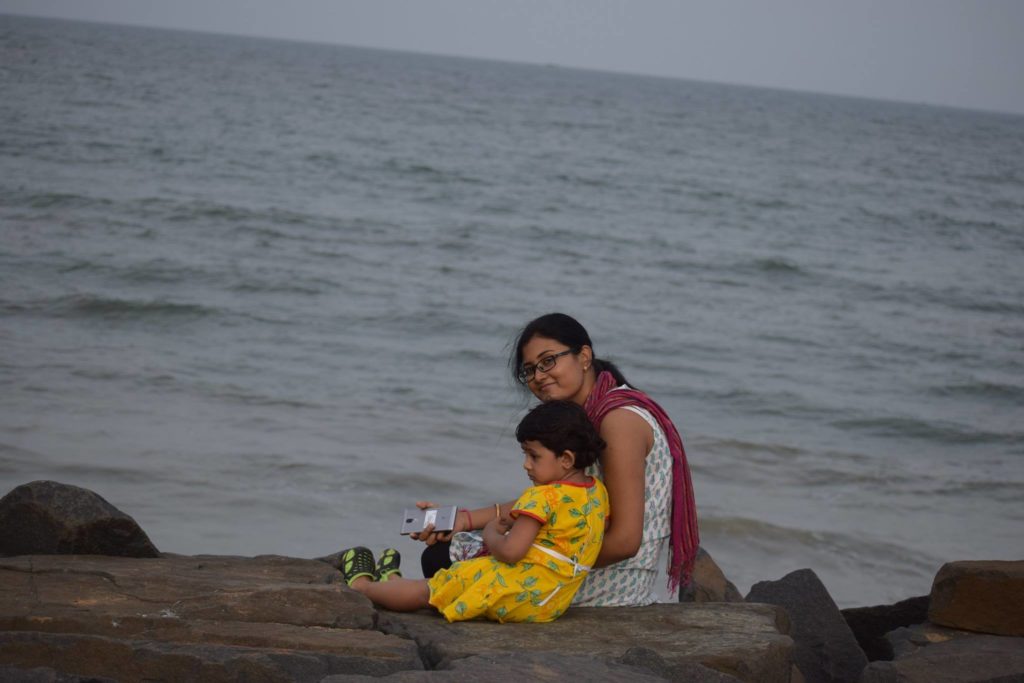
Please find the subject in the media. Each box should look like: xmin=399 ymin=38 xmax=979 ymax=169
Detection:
xmin=399 ymin=506 xmax=459 ymax=535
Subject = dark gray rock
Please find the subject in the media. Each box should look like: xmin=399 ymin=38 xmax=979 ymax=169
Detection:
xmin=679 ymin=546 xmax=745 ymax=603
xmin=321 ymin=652 xmax=669 ymax=682
xmin=0 ymin=481 xmax=159 ymax=558
xmin=859 ymin=634 xmax=1024 ymax=683
xmin=841 ymin=595 xmax=930 ymax=661
xmin=747 ymin=568 xmax=868 ymax=683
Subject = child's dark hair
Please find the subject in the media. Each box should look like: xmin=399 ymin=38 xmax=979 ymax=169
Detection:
xmin=515 ymin=401 xmax=606 ymax=470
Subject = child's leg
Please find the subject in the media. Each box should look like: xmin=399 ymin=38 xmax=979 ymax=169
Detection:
xmin=350 ymin=576 xmax=431 ymax=612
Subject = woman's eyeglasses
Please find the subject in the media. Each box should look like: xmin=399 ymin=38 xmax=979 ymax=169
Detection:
xmin=517 ymin=349 xmax=575 ymax=383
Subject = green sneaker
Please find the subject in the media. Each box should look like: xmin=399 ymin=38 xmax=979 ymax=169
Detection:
xmin=339 ymin=546 xmax=377 ymax=587
xmin=376 ymin=548 xmax=402 ymax=581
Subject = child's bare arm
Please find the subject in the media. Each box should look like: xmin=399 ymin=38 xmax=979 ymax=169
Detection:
xmin=482 ymin=514 xmax=541 ymax=564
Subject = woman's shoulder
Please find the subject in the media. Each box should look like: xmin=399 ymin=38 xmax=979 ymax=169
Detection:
xmin=597 ymin=403 xmax=656 ymax=443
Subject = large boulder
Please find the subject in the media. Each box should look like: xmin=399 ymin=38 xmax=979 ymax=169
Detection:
xmin=859 ymin=633 xmax=1024 ymax=683
xmin=747 ymin=568 xmax=868 ymax=683
xmin=928 ymin=560 xmax=1024 ymax=636
xmin=0 ymin=554 xmax=421 ymax=681
xmin=841 ymin=595 xmax=930 ymax=661
xmin=0 ymin=481 xmax=159 ymax=558
xmin=0 ymin=552 xmax=799 ymax=682
xmin=378 ymin=602 xmax=794 ymax=683
xmin=680 ymin=546 xmax=745 ymax=603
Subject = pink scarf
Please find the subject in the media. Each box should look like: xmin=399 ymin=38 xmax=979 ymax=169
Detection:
xmin=583 ymin=370 xmax=699 ymax=592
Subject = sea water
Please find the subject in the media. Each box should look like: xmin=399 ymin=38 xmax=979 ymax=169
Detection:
xmin=2 ymin=14 xmax=1022 ymax=606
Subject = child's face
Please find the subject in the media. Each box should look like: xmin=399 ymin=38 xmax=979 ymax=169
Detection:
xmin=521 ymin=440 xmax=574 ymax=485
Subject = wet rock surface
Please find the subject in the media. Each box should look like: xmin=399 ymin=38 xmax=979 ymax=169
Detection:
xmin=0 ymin=554 xmax=420 ymax=681
xmin=377 ymin=601 xmax=794 ymax=683
xmin=0 ymin=553 xmax=794 ymax=682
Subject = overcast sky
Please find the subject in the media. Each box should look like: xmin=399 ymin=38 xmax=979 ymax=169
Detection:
xmin=3 ymin=0 xmax=1023 ymax=115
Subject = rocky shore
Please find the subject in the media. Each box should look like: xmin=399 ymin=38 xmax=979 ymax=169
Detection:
xmin=1 ymin=481 xmax=1021 ymax=682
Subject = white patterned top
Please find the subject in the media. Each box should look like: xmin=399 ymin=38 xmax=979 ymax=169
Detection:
xmin=572 ymin=400 xmax=672 ymax=607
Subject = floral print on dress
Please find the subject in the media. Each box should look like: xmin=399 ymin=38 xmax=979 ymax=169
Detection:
xmin=427 ymin=478 xmax=608 ymax=623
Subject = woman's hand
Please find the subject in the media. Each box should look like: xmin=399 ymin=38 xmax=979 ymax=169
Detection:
xmin=409 ymin=501 xmax=447 ymax=545
xmin=409 ymin=501 xmax=468 ymax=545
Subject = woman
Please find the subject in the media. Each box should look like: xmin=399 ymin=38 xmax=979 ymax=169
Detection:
xmin=417 ymin=312 xmax=698 ymax=606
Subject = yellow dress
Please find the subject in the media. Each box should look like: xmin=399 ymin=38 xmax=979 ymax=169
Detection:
xmin=428 ymin=477 xmax=608 ymax=623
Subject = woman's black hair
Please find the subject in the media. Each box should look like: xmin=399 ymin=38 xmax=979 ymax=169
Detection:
xmin=515 ymin=401 xmax=605 ymax=470
xmin=510 ymin=312 xmax=629 ymax=387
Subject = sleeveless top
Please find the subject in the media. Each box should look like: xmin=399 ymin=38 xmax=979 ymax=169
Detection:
xmin=572 ymin=402 xmax=672 ymax=606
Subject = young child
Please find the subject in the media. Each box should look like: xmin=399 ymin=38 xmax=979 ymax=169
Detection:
xmin=339 ymin=400 xmax=609 ymax=623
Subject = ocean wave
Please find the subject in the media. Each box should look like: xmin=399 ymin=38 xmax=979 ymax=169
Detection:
xmin=20 ymin=191 xmax=113 ymax=210
xmin=38 ymin=293 xmax=218 ymax=322
xmin=748 ymin=257 xmax=807 ymax=275
xmin=0 ymin=442 xmax=46 ymax=472
xmin=689 ymin=387 xmax=838 ymax=420
xmin=228 ymin=278 xmax=334 ymax=296
xmin=70 ymin=367 xmax=129 ymax=381
xmin=928 ymin=380 xmax=1024 ymax=405
xmin=196 ymin=384 xmax=324 ymax=410
xmin=58 ymin=258 xmax=215 ymax=286
xmin=831 ymin=415 xmax=1017 ymax=445
xmin=382 ymin=158 xmax=486 ymax=186
xmin=41 ymin=462 xmax=157 ymax=485
xmin=918 ymin=479 xmax=1024 ymax=504
xmin=701 ymin=515 xmax=941 ymax=572
xmin=693 ymin=436 xmax=807 ymax=459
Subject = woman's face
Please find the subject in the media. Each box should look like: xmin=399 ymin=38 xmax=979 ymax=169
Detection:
xmin=520 ymin=335 xmax=593 ymax=405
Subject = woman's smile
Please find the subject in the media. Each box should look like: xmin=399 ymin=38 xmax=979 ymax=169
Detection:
xmin=520 ymin=335 xmax=592 ymax=405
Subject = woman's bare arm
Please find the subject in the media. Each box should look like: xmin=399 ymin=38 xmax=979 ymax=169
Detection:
xmin=592 ymin=408 xmax=652 ymax=567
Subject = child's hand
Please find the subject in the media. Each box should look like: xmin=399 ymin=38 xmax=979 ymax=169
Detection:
xmin=495 ymin=511 xmax=514 ymax=535
xmin=486 ymin=513 xmax=513 ymax=536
